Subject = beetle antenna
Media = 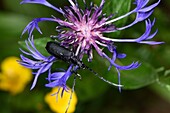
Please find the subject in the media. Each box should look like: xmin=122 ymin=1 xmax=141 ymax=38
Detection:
xmin=84 ymin=65 xmax=123 ymax=87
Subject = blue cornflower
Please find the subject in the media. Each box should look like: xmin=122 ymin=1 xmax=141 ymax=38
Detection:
xmin=20 ymin=0 xmax=163 ymax=90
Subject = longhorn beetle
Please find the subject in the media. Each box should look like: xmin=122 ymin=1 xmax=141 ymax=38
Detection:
xmin=45 ymin=41 xmax=122 ymax=87
xmin=46 ymin=41 xmax=85 ymax=69
xmin=46 ymin=41 xmax=122 ymax=113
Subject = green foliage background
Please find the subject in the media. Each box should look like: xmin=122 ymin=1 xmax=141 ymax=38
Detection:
xmin=0 ymin=0 xmax=170 ymax=113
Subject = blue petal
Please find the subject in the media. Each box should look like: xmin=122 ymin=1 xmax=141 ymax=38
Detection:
xmin=20 ymin=0 xmax=64 ymax=14
xmin=136 ymin=10 xmax=154 ymax=22
xmin=139 ymin=41 xmax=164 ymax=45
xmin=138 ymin=0 xmax=161 ymax=12
xmin=45 ymin=65 xmax=74 ymax=88
xmin=21 ymin=18 xmax=57 ymax=37
xmin=117 ymin=53 xmax=126 ymax=59
xmin=30 ymin=66 xmax=46 ymax=90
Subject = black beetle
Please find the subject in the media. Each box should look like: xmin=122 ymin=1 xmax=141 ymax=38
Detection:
xmin=45 ymin=41 xmax=122 ymax=87
xmin=46 ymin=41 xmax=85 ymax=69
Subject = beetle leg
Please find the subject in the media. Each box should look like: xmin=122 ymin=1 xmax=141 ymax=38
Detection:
xmin=71 ymin=66 xmax=82 ymax=79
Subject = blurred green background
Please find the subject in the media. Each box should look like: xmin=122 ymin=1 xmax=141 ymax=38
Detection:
xmin=0 ymin=0 xmax=170 ymax=113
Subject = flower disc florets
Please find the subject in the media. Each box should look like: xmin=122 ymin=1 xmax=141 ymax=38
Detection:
xmin=57 ymin=0 xmax=116 ymax=61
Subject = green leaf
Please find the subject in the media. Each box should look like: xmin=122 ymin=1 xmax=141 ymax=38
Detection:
xmin=18 ymin=37 xmax=51 ymax=56
xmin=88 ymin=52 xmax=159 ymax=90
xmin=151 ymin=71 xmax=170 ymax=102
xmin=120 ymin=62 xmax=158 ymax=89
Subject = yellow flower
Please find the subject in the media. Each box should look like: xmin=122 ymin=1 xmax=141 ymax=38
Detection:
xmin=0 ymin=56 xmax=32 ymax=95
xmin=45 ymin=87 xmax=78 ymax=113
